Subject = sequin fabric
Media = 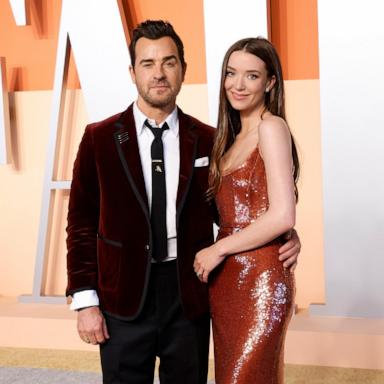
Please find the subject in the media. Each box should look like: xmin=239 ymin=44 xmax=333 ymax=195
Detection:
xmin=209 ymin=147 xmax=295 ymax=384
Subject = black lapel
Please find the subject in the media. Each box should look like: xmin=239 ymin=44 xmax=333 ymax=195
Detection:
xmin=176 ymin=108 xmax=198 ymax=220
xmin=113 ymin=104 xmax=150 ymax=222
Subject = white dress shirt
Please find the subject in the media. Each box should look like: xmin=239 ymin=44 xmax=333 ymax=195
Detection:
xmin=70 ymin=103 xmax=180 ymax=310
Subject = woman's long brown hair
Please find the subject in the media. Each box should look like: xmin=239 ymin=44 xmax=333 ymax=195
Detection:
xmin=207 ymin=37 xmax=300 ymax=200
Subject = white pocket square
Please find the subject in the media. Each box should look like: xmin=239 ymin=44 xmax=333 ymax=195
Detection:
xmin=194 ymin=156 xmax=209 ymax=167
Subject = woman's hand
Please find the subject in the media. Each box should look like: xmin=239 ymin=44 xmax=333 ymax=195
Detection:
xmin=193 ymin=244 xmax=226 ymax=283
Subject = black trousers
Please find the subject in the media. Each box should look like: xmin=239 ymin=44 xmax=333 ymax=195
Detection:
xmin=100 ymin=260 xmax=210 ymax=384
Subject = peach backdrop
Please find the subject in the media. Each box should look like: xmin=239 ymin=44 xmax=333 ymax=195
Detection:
xmin=0 ymin=0 xmax=324 ymax=308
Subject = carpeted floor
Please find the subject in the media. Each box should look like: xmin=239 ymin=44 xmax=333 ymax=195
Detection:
xmin=0 ymin=367 xmax=102 ymax=384
xmin=1 ymin=347 xmax=384 ymax=383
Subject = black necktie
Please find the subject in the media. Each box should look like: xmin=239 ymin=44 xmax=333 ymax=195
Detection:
xmin=145 ymin=120 xmax=169 ymax=262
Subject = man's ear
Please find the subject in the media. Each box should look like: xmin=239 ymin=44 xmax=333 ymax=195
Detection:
xmin=182 ymin=62 xmax=187 ymax=82
xmin=129 ymin=65 xmax=136 ymax=84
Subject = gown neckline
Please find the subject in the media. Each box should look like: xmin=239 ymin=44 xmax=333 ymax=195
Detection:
xmin=221 ymin=145 xmax=259 ymax=177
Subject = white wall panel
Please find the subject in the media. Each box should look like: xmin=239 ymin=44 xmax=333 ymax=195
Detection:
xmin=9 ymin=0 xmax=27 ymax=26
xmin=203 ymin=0 xmax=268 ymax=126
xmin=312 ymin=0 xmax=384 ymax=318
xmin=62 ymin=0 xmax=136 ymax=122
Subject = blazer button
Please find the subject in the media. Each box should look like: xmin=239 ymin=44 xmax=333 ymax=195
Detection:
xmin=145 ymin=244 xmax=150 ymax=251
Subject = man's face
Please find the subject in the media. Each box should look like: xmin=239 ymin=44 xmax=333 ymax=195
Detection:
xmin=130 ymin=36 xmax=186 ymax=110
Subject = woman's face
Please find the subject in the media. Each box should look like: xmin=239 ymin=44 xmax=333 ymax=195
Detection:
xmin=224 ymin=50 xmax=274 ymax=115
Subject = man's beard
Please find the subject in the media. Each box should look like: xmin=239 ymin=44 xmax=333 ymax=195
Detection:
xmin=137 ymin=81 xmax=181 ymax=109
xmin=141 ymin=90 xmax=176 ymax=108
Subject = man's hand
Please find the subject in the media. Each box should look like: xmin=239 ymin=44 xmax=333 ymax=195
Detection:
xmin=77 ymin=306 xmax=110 ymax=345
xmin=278 ymin=229 xmax=301 ymax=272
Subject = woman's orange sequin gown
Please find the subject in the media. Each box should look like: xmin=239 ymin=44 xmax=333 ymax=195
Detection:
xmin=209 ymin=147 xmax=295 ymax=384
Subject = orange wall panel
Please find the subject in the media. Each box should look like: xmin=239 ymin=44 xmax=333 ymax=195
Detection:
xmin=0 ymin=0 xmax=79 ymax=90
xmin=0 ymin=0 xmax=319 ymax=90
xmin=126 ymin=0 xmax=207 ymax=84
xmin=0 ymin=0 xmax=205 ymax=91
xmin=270 ymin=0 xmax=319 ymax=80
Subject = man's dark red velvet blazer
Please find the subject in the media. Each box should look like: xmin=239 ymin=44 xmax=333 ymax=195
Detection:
xmin=66 ymin=104 xmax=216 ymax=320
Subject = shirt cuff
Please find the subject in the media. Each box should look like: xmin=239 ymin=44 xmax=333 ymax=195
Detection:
xmin=70 ymin=289 xmax=99 ymax=311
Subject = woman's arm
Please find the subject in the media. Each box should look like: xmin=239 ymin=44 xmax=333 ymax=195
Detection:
xmin=194 ymin=116 xmax=296 ymax=282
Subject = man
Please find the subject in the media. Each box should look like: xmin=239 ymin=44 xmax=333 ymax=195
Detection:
xmin=66 ymin=20 xmax=300 ymax=384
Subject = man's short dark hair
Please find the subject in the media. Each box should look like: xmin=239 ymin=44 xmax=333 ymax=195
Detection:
xmin=129 ymin=20 xmax=186 ymax=68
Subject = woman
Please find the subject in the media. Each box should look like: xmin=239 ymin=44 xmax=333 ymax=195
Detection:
xmin=193 ymin=37 xmax=299 ymax=383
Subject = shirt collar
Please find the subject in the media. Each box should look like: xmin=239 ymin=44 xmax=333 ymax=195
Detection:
xmin=133 ymin=102 xmax=179 ymax=138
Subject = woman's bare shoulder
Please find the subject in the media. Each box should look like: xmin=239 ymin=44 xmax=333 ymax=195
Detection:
xmin=258 ymin=115 xmax=290 ymax=141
